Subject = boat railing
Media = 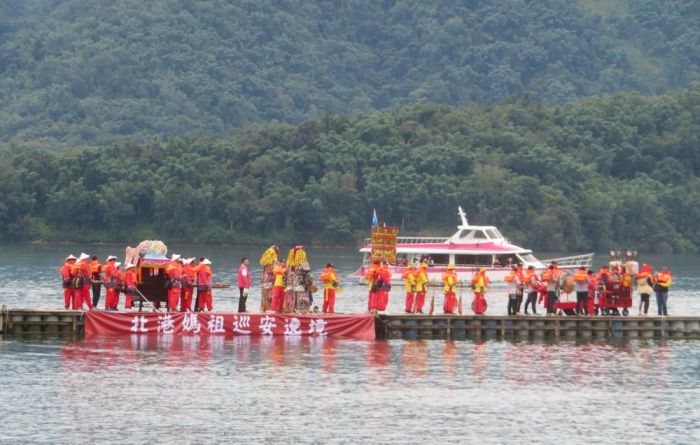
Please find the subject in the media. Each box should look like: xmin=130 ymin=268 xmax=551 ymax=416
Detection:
xmin=541 ymin=253 xmax=595 ymax=268
xmin=363 ymin=236 xmax=450 ymax=246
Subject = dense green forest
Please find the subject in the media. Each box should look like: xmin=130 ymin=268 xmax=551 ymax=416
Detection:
xmin=1 ymin=0 xmax=699 ymax=147
xmin=1 ymin=86 xmax=699 ymax=252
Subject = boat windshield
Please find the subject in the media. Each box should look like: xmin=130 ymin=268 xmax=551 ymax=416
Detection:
xmin=485 ymin=228 xmax=502 ymax=240
xmin=459 ymin=230 xmax=488 ymax=240
xmin=519 ymin=253 xmax=537 ymax=263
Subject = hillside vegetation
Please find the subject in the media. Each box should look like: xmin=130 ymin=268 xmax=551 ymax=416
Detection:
xmin=1 ymin=86 xmax=699 ymax=252
xmin=1 ymin=0 xmax=699 ymax=146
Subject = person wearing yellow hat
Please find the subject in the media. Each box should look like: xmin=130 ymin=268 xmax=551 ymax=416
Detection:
xmin=402 ymin=263 xmax=416 ymax=313
xmin=470 ymin=267 xmax=490 ymax=314
xmin=442 ymin=264 xmax=459 ymax=314
xmin=413 ymin=262 xmax=429 ymax=313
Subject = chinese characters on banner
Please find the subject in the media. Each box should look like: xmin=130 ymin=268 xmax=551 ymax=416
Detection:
xmin=370 ymin=226 xmax=399 ymax=265
xmin=85 ymin=312 xmax=376 ymax=340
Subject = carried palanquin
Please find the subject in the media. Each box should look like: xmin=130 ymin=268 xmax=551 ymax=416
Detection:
xmin=370 ymin=226 xmax=399 ymax=265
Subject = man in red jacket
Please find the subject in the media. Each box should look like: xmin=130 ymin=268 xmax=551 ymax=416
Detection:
xmin=198 ymin=258 xmax=213 ymax=311
xmin=166 ymin=254 xmax=183 ymax=311
xmin=60 ymin=255 xmax=77 ymax=309
xmin=237 ymin=257 xmax=252 ymax=313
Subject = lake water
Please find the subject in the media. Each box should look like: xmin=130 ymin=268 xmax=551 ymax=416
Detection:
xmin=1 ymin=245 xmax=699 ymax=443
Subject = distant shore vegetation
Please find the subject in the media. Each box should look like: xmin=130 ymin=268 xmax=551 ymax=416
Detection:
xmin=1 ymin=87 xmax=699 ymax=252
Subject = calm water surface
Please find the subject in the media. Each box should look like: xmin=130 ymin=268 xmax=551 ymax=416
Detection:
xmin=1 ymin=245 xmax=699 ymax=444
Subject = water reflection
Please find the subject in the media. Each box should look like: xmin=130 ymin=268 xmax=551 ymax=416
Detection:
xmin=1 ymin=337 xmax=695 ymax=444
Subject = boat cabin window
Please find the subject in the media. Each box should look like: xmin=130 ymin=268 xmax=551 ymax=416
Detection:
xmin=485 ymin=229 xmax=502 ymax=240
xmin=455 ymin=254 xmax=492 ymax=266
xmin=493 ymin=254 xmax=516 ymax=267
xmin=424 ymin=254 xmax=449 ymax=265
xmin=459 ymin=230 xmax=488 ymax=241
xmin=519 ymin=254 xmax=537 ymax=263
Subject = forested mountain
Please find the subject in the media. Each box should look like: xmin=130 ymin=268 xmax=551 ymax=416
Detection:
xmin=1 ymin=0 xmax=699 ymax=147
xmin=1 ymin=86 xmax=699 ymax=252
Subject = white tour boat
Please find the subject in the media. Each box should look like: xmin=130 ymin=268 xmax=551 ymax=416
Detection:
xmin=353 ymin=207 xmax=594 ymax=285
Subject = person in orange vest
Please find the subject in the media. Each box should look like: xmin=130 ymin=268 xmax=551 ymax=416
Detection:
xmin=197 ymin=258 xmax=213 ymax=311
xmin=505 ymin=266 xmax=519 ymax=315
xmin=89 ymin=255 xmax=102 ymax=308
xmin=414 ymin=263 xmax=429 ymax=314
xmin=523 ymin=265 xmax=539 ymax=315
xmin=271 ymin=261 xmax=286 ymax=313
xmin=572 ymin=266 xmax=590 ymax=315
xmin=636 ymin=264 xmax=654 ymax=315
xmin=102 ymin=255 xmax=119 ymax=310
xmin=541 ymin=265 xmax=559 ymax=315
xmin=123 ymin=263 xmax=137 ymax=309
xmin=73 ymin=253 xmax=94 ymax=310
xmin=470 ymin=268 xmax=489 ymax=314
xmin=586 ymin=269 xmax=597 ymax=315
xmin=515 ymin=263 xmax=525 ymax=314
xmin=365 ymin=261 xmax=380 ymax=312
xmin=181 ymin=258 xmax=196 ymax=312
xmin=655 ymin=266 xmax=672 ymax=316
xmin=372 ymin=261 xmax=391 ymax=312
xmin=60 ymin=255 xmax=77 ymax=309
xmin=402 ymin=264 xmax=416 ymax=313
xmin=319 ymin=263 xmax=338 ymax=314
xmin=596 ymin=266 xmax=611 ymax=290
xmin=442 ymin=264 xmax=459 ymax=314
xmin=166 ymin=254 xmax=183 ymax=311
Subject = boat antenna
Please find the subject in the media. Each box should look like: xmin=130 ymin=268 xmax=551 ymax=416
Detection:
xmin=457 ymin=206 xmax=469 ymax=227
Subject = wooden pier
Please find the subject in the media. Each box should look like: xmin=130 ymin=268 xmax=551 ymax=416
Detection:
xmin=0 ymin=308 xmax=85 ymax=336
xmin=376 ymin=314 xmax=700 ymax=340
xmin=2 ymin=308 xmax=700 ymax=340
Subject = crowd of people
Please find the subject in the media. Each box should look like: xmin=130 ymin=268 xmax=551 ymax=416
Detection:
xmin=60 ymin=248 xmax=673 ymax=317
xmin=59 ymin=245 xmax=342 ymax=315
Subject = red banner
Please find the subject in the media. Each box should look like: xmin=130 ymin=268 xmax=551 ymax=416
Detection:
xmin=85 ymin=312 xmax=376 ymax=340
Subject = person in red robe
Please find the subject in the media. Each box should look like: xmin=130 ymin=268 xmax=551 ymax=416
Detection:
xmin=166 ymin=254 xmax=183 ymax=311
xmin=197 ymin=258 xmax=213 ymax=311
xmin=60 ymin=255 xmax=77 ymax=309
xmin=102 ymin=255 xmax=120 ymax=310
xmin=124 ymin=263 xmax=137 ymax=309
xmin=181 ymin=258 xmax=195 ymax=312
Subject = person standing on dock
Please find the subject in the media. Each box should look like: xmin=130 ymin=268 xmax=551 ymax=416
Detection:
xmin=197 ymin=259 xmax=214 ymax=312
xmin=166 ymin=255 xmax=183 ymax=311
xmin=655 ymin=266 xmax=672 ymax=316
xmin=414 ymin=263 xmax=429 ymax=314
xmin=442 ymin=264 xmax=459 ymax=314
xmin=74 ymin=253 xmax=94 ymax=310
xmin=60 ymin=255 xmax=77 ymax=309
xmin=524 ymin=266 xmax=539 ymax=315
xmin=402 ymin=264 xmax=416 ymax=313
xmin=366 ymin=261 xmax=380 ymax=312
xmin=515 ymin=263 xmax=525 ymax=314
xmin=271 ymin=261 xmax=286 ymax=313
xmin=541 ymin=265 xmax=558 ymax=315
xmin=124 ymin=263 xmax=137 ymax=310
xmin=505 ymin=266 xmax=519 ymax=315
xmin=237 ymin=257 xmax=252 ymax=313
xmin=375 ymin=261 xmax=391 ymax=312
xmin=89 ymin=256 xmax=102 ymax=308
xmin=181 ymin=258 xmax=195 ymax=312
xmin=572 ymin=266 xmax=590 ymax=315
xmin=103 ymin=256 xmax=120 ymax=310
xmin=470 ymin=268 xmax=489 ymax=314
xmin=320 ymin=263 xmax=338 ymax=314
xmin=636 ymin=264 xmax=654 ymax=315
